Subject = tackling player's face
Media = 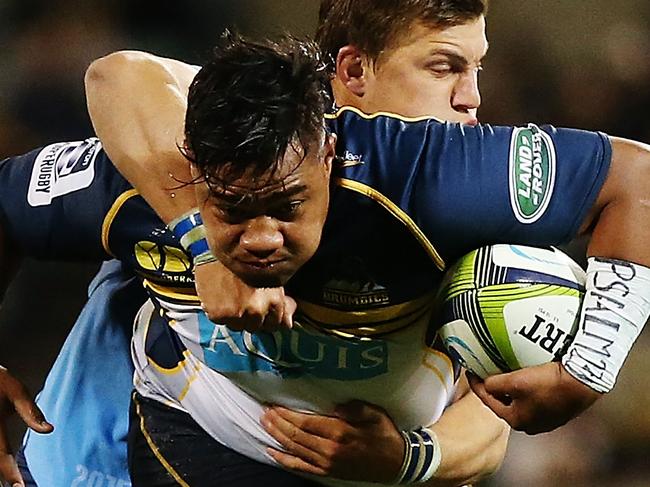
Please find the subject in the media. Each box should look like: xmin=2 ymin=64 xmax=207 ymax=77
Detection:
xmin=196 ymin=135 xmax=336 ymax=288
xmin=340 ymin=16 xmax=488 ymax=124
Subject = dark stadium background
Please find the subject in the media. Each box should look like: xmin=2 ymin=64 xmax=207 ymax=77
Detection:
xmin=1 ymin=1 xmax=649 ymax=485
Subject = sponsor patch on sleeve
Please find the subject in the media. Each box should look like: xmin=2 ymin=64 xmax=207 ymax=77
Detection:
xmin=27 ymin=138 xmax=101 ymax=207
xmin=508 ymin=124 xmax=556 ymax=224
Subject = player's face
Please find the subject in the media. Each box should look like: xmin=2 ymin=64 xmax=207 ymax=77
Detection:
xmin=359 ymin=16 xmax=487 ymax=123
xmin=197 ymin=135 xmax=336 ymax=287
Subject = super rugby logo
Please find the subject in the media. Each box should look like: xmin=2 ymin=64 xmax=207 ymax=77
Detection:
xmin=28 ymin=138 xmax=100 ymax=207
xmin=508 ymin=124 xmax=556 ymax=224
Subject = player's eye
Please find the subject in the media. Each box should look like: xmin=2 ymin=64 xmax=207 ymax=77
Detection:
xmin=272 ymin=200 xmax=304 ymax=221
xmin=428 ymin=61 xmax=454 ymax=77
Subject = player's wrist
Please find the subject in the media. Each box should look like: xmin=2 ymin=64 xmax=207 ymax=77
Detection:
xmin=562 ymin=257 xmax=650 ymax=393
xmin=393 ymin=427 xmax=441 ymax=484
xmin=167 ymin=208 xmax=218 ymax=267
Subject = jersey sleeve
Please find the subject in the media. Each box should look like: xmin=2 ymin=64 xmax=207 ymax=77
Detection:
xmin=330 ymin=109 xmax=611 ymax=261
xmin=0 ymin=138 xmax=133 ymax=261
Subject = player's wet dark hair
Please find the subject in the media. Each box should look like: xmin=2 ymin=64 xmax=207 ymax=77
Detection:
xmin=183 ymin=32 xmax=331 ymax=191
xmin=316 ymin=0 xmax=488 ymax=73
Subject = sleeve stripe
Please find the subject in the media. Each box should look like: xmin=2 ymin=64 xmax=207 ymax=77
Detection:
xmin=101 ymin=188 xmax=139 ymax=257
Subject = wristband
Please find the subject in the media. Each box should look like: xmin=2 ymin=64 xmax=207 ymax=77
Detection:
xmin=562 ymin=257 xmax=650 ymax=393
xmin=168 ymin=208 xmax=218 ymax=266
xmin=394 ymin=427 xmax=441 ymax=484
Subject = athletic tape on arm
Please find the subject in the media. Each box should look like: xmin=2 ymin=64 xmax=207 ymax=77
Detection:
xmin=562 ymin=257 xmax=650 ymax=393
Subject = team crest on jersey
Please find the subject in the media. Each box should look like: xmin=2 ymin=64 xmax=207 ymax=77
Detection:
xmin=134 ymin=240 xmax=194 ymax=284
xmin=27 ymin=138 xmax=100 ymax=207
xmin=321 ymin=257 xmax=389 ymax=309
xmin=508 ymin=124 xmax=556 ymax=224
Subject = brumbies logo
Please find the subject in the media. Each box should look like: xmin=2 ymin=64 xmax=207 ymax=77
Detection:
xmin=508 ymin=124 xmax=556 ymax=224
xmin=28 ymin=138 xmax=100 ymax=207
xmin=322 ymin=257 xmax=389 ymax=309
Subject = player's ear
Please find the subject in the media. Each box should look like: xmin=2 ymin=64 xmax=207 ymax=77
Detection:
xmin=335 ymin=45 xmax=367 ymax=97
xmin=323 ymin=133 xmax=337 ymax=177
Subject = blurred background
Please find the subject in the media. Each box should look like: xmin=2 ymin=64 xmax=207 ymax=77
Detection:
xmin=0 ymin=1 xmax=649 ymax=485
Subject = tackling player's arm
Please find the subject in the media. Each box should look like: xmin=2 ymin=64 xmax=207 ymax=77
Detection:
xmin=260 ymin=376 xmax=509 ymax=486
xmin=85 ymin=51 xmax=197 ymax=223
xmin=86 ymin=51 xmax=295 ymax=331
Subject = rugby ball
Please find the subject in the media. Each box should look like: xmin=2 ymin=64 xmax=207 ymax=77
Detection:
xmin=437 ymin=244 xmax=585 ymax=379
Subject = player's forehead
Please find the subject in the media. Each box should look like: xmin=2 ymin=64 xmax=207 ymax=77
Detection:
xmin=209 ymin=146 xmax=320 ymax=204
xmin=384 ymin=15 xmax=488 ymax=63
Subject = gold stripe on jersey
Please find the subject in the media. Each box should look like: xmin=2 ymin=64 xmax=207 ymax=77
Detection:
xmin=178 ymin=361 xmax=203 ymax=402
xmin=425 ymin=347 xmax=454 ymax=370
xmin=335 ymin=178 xmax=445 ymax=271
xmin=296 ymin=291 xmax=436 ymax=339
xmin=421 ymin=349 xmax=454 ymax=395
xmin=143 ymin=279 xmax=201 ymax=306
xmin=325 ymin=105 xmax=445 ymax=124
xmin=147 ymin=349 xmax=194 ymax=376
xmin=101 ymin=188 xmax=139 ymax=256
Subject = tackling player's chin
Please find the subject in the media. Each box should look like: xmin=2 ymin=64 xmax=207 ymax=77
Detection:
xmin=228 ymin=257 xmax=297 ymax=288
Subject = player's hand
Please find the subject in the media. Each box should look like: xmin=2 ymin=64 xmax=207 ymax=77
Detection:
xmin=0 ymin=366 xmax=53 ymax=486
xmin=260 ymin=400 xmax=404 ymax=482
xmin=194 ymin=260 xmax=296 ymax=332
xmin=468 ymin=362 xmax=601 ymax=435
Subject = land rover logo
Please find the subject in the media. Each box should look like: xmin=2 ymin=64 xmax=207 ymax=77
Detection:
xmin=509 ymin=124 xmax=556 ymax=223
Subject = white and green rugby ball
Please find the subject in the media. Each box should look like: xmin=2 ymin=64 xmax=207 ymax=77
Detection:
xmin=437 ymin=244 xmax=586 ymax=379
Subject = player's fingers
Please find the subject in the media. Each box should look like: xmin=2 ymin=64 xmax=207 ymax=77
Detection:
xmin=334 ymin=400 xmax=386 ymax=425
xmin=266 ymin=447 xmax=328 ymax=477
xmin=12 ymin=397 xmax=53 ymax=434
xmin=467 ymin=373 xmax=514 ymax=421
xmin=261 ymin=411 xmax=329 ymax=467
xmin=280 ymin=296 xmax=296 ymax=329
xmin=0 ymin=370 xmax=52 ymax=434
xmin=0 ymin=428 xmax=23 ymax=486
xmin=266 ymin=406 xmax=342 ymax=439
xmin=260 ymin=295 xmax=284 ymax=332
xmin=221 ymin=309 xmax=263 ymax=332
xmin=481 ymin=370 xmax=526 ymax=399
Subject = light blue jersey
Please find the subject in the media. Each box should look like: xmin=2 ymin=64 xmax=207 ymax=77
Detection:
xmin=22 ymin=260 xmax=145 ymax=487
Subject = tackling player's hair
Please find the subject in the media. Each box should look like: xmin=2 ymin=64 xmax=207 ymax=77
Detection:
xmin=316 ymin=0 xmax=488 ymax=72
xmin=183 ymin=32 xmax=331 ymax=190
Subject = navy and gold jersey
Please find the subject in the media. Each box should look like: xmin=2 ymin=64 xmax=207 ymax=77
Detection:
xmin=135 ymin=109 xmax=611 ymax=485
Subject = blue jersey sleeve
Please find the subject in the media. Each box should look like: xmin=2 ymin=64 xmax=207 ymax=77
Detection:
xmin=329 ymin=108 xmax=611 ymax=262
xmin=0 ymin=138 xmax=132 ymax=261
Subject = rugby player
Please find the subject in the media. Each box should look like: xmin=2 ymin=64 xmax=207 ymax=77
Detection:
xmin=0 ymin=34 xmax=508 ymax=487
xmin=87 ymin=16 xmax=649 ymax=487
xmin=1 ymin=1 xmax=499 ymax=486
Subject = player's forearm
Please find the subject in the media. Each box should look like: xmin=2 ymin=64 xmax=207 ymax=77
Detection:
xmin=85 ymin=51 xmax=198 ymax=224
xmin=563 ymin=137 xmax=650 ymax=394
xmin=425 ymin=383 xmax=509 ymax=486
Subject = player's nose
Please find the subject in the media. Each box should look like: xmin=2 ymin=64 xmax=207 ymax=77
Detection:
xmin=239 ymin=216 xmax=284 ymax=259
xmin=452 ymin=70 xmax=481 ymax=116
